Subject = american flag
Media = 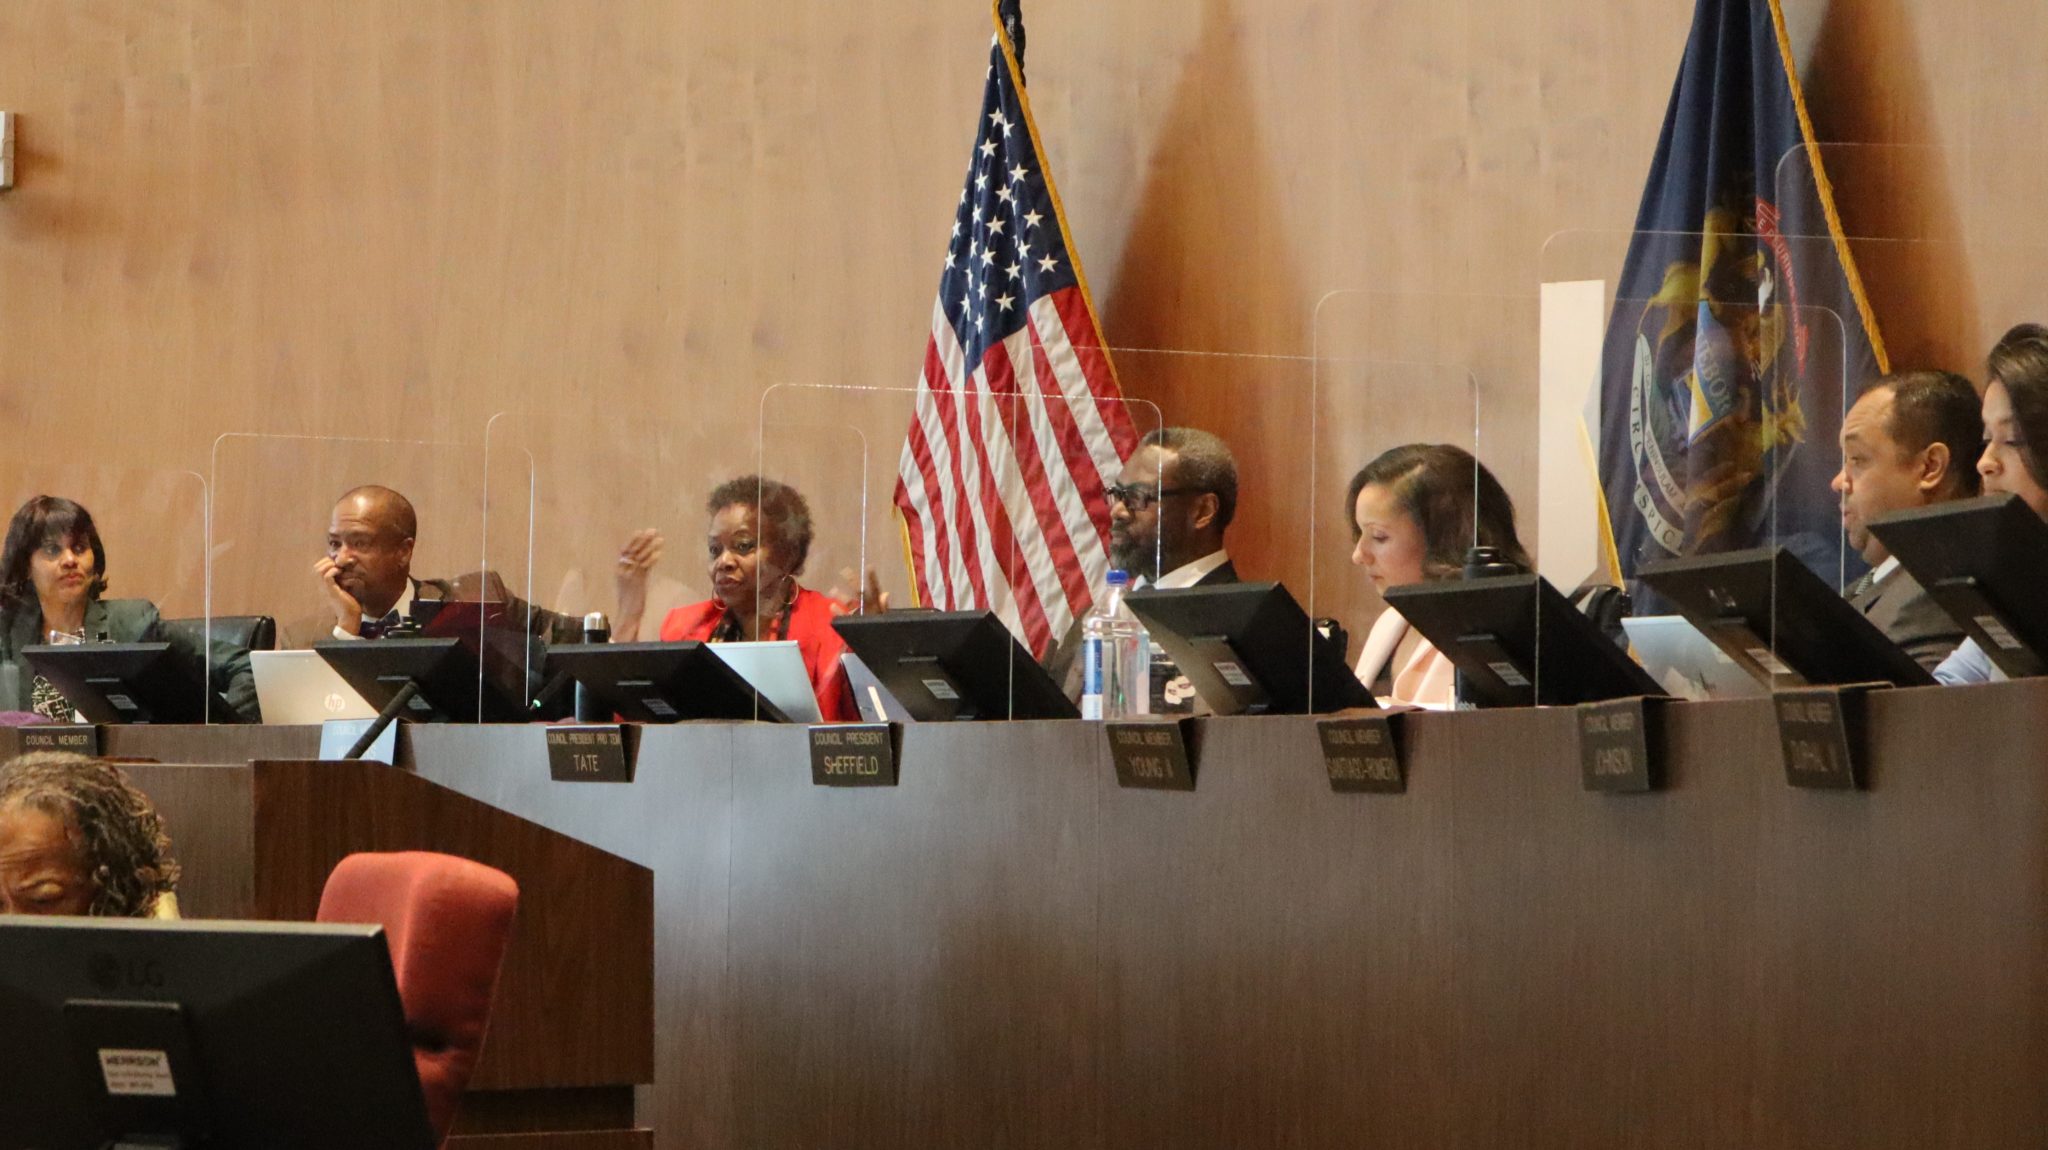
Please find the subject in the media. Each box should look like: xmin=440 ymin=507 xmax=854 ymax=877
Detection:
xmin=893 ymin=0 xmax=1138 ymax=658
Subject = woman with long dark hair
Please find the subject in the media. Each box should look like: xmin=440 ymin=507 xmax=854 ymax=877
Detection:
xmin=1936 ymin=323 xmax=2048 ymax=685
xmin=0 ymin=497 xmax=154 ymax=720
xmin=1345 ymin=444 xmax=1531 ymax=708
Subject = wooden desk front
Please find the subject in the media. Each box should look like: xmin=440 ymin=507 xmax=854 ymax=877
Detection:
xmin=17 ymin=678 xmax=2043 ymax=1149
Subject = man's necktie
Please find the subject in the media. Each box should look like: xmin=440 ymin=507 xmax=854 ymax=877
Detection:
xmin=358 ymin=610 xmax=402 ymax=639
xmin=1847 ymin=570 xmax=1878 ymax=609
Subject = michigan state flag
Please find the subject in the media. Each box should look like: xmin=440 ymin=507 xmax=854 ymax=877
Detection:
xmin=1599 ymin=0 xmax=1888 ymax=589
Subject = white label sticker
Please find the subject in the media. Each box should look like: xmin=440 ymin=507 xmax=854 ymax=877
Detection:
xmin=1212 ymin=661 xmax=1254 ymax=688
xmin=922 ymin=679 xmax=961 ymax=701
xmin=1976 ymin=615 xmax=2026 ymax=652
xmin=1487 ymin=661 xmax=1531 ymax=688
xmin=1744 ymin=647 xmax=1795 ymax=676
xmin=98 ymin=1049 xmax=176 ymax=1097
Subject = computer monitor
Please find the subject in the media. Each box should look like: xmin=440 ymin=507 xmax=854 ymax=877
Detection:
xmin=1636 ymin=545 xmax=1934 ymax=689
xmin=831 ymin=611 xmax=1079 ymax=721
xmin=542 ymin=642 xmax=792 ymax=723
xmin=1383 ymin=573 xmax=1663 ymax=707
xmin=313 ymin=637 xmax=531 ymax=723
xmin=1868 ymin=492 xmax=2048 ymax=679
xmin=1123 ymin=582 xmax=1374 ymax=714
xmin=18 ymin=643 xmax=209 ymax=725
xmin=0 ymin=916 xmax=434 ymax=1150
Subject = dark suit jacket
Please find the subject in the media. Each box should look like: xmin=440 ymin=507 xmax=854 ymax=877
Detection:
xmin=1851 ymin=564 xmax=1963 ymax=672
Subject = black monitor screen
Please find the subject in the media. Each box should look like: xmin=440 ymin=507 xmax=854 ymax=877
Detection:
xmin=314 ymin=637 xmax=531 ymax=724
xmin=831 ymin=611 xmax=1078 ymax=721
xmin=543 ymin=642 xmax=788 ymax=722
xmin=1637 ymin=546 xmax=1933 ymax=689
xmin=1383 ymin=574 xmax=1661 ymax=707
xmin=1868 ymin=492 xmax=2048 ymax=679
xmin=18 ymin=643 xmax=209 ymax=725
xmin=1124 ymin=582 xmax=1373 ymax=715
xmin=0 ymin=917 xmax=434 ymax=1150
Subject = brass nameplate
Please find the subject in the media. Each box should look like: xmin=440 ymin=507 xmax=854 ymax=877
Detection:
xmin=1578 ymin=696 xmax=1666 ymax=794
xmin=20 ymin=725 xmax=99 ymax=757
xmin=810 ymin=724 xmax=899 ymax=787
xmin=1317 ymin=715 xmax=1404 ymax=794
xmin=1107 ymin=719 xmax=1196 ymax=791
xmin=1774 ymin=686 xmax=1880 ymax=790
xmin=545 ymin=725 xmax=638 ymax=784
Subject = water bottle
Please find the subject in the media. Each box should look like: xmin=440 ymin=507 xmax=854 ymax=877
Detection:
xmin=574 ymin=611 xmax=611 ymax=722
xmin=1080 ymin=571 xmax=1151 ymax=720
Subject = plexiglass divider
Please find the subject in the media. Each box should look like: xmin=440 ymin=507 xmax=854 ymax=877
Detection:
xmin=1540 ymin=229 xmax=1861 ymax=698
xmin=758 ymin=377 xmax=1165 ymax=723
xmin=0 ymin=464 xmax=212 ymax=722
xmin=1312 ymin=290 xmax=1482 ymax=710
xmin=208 ymin=431 xmax=496 ymax=723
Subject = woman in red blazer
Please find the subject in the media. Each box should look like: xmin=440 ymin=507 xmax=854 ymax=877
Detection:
xmin=613 ymin=476 xmax=857 ymax=722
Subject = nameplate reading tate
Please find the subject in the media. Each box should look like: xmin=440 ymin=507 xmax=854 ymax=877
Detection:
xmin=1578 ymin=697 xmax=1663 ymax=793
xmin=1317 ymin=715 xmax=1404 ymax=794
xmin=545 ymin=725 xmax=637 ymax=784
xmin=810 ymin=724 xmax=898 ymax=787
xmin=20 ymin=725 xmax=100 ymax=757
xmin=1773 ymin=687 xmax=1867 ymax=790
xmin=1107 ymin=719 xmax=1195 ymax=791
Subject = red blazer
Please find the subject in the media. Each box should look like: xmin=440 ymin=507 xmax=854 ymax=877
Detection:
xmin=657 ymin=586 xmax=857 ymax=723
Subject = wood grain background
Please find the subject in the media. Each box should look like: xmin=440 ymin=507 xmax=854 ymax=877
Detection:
xmin=0 ymin=0 xmax=2039 ymax=642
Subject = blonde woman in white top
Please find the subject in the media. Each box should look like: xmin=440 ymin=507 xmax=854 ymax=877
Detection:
xmin=1347 ymin=444 xmax=1533 ymax=709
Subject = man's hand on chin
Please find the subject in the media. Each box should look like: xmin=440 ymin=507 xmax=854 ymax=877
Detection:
xmin=314 ymin=557 xmax=364 ymax=635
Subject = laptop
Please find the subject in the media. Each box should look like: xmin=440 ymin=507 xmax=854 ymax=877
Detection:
xmin=1619 ymin=615 xmax=1766 ymax=702
xmin=707 ymin=641 xmax=823 ymax=724
xmin=251 ymin=649 xmax=379 ymax=725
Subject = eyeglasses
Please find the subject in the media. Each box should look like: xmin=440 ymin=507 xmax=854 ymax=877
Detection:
xmin=1104 ymin=484 xmax=1196 ymax=511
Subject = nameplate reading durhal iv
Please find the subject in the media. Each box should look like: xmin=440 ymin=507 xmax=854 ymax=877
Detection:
xmin=1774 ymin=685 xmax=1883 ymax=791
xmin=1107 ymin=719 xmax=1196 ymax=791
xmin=810 ymin=724 xmax=899 ymax=787
xmin=1317 ymin=715 xmax=1404 ymax=794
xmin=545 ymin=725 xmax=637 ymax=784
xmin=20 ymin=725 xmax=100 ymax=757
xmin=1578 ymin=696 xmax=1667 ymax=793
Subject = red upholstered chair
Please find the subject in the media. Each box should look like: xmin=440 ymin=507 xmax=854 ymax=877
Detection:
xmin=316 ymin=851 xmax=520 ymax=1145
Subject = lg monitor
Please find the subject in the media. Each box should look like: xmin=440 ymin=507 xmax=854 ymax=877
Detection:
xmin=0 ymin=916 xmax=434 ymax=1150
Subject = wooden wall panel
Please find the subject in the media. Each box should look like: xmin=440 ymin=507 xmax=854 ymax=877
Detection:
xmin=0 ymin=0 xmax=2039 ymax=642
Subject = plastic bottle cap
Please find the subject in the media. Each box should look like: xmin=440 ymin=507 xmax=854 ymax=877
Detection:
xmin=1106 ymin=570 xmax=1130 ymax=586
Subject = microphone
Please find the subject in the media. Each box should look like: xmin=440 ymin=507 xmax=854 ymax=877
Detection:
xmin=574 ymin=612 xmax=611 ymax=722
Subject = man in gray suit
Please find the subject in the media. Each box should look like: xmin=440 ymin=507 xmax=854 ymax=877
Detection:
xmin=1830 ymin=370 xmax=1985 ymax=670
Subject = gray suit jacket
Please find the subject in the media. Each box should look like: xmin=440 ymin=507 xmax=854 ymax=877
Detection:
xmin=0 ymin=598 xmax=165 ymax=713
xmin=1851 ymin=565 xmax=1963 ymax=672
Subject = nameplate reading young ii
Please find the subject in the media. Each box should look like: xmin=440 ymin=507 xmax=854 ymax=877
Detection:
xmin=545 ymin=725 xmax=637 ymax=784
xmin=20 ymin=725 xmax=100 ymax=757
xmin=810 ymin=724 xmax=898 ymax=787
xmin=1317 ymin=715 xmax=1404 ymax=794
xmin=1107 ymin=719 xmax=1195 ymax=791
xmin=1578 ymin=697 xmax=1665 ymax=793
xmin=1773 ymin=687 xmax=1873 ymax=791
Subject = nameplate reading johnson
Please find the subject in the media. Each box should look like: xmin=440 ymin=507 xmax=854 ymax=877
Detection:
xmin=1107 ymin=720 xmax=1195 ymax=791
xmin=809 ymin=724 xmax=898 ymax=787
xmin=544 ymin=725 xmax=637 ymax=784
xmin=1317 ymin=716 xmax=1404 ymax=794
xmin=1578 ymin=697 xmax=1663 ymax=793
